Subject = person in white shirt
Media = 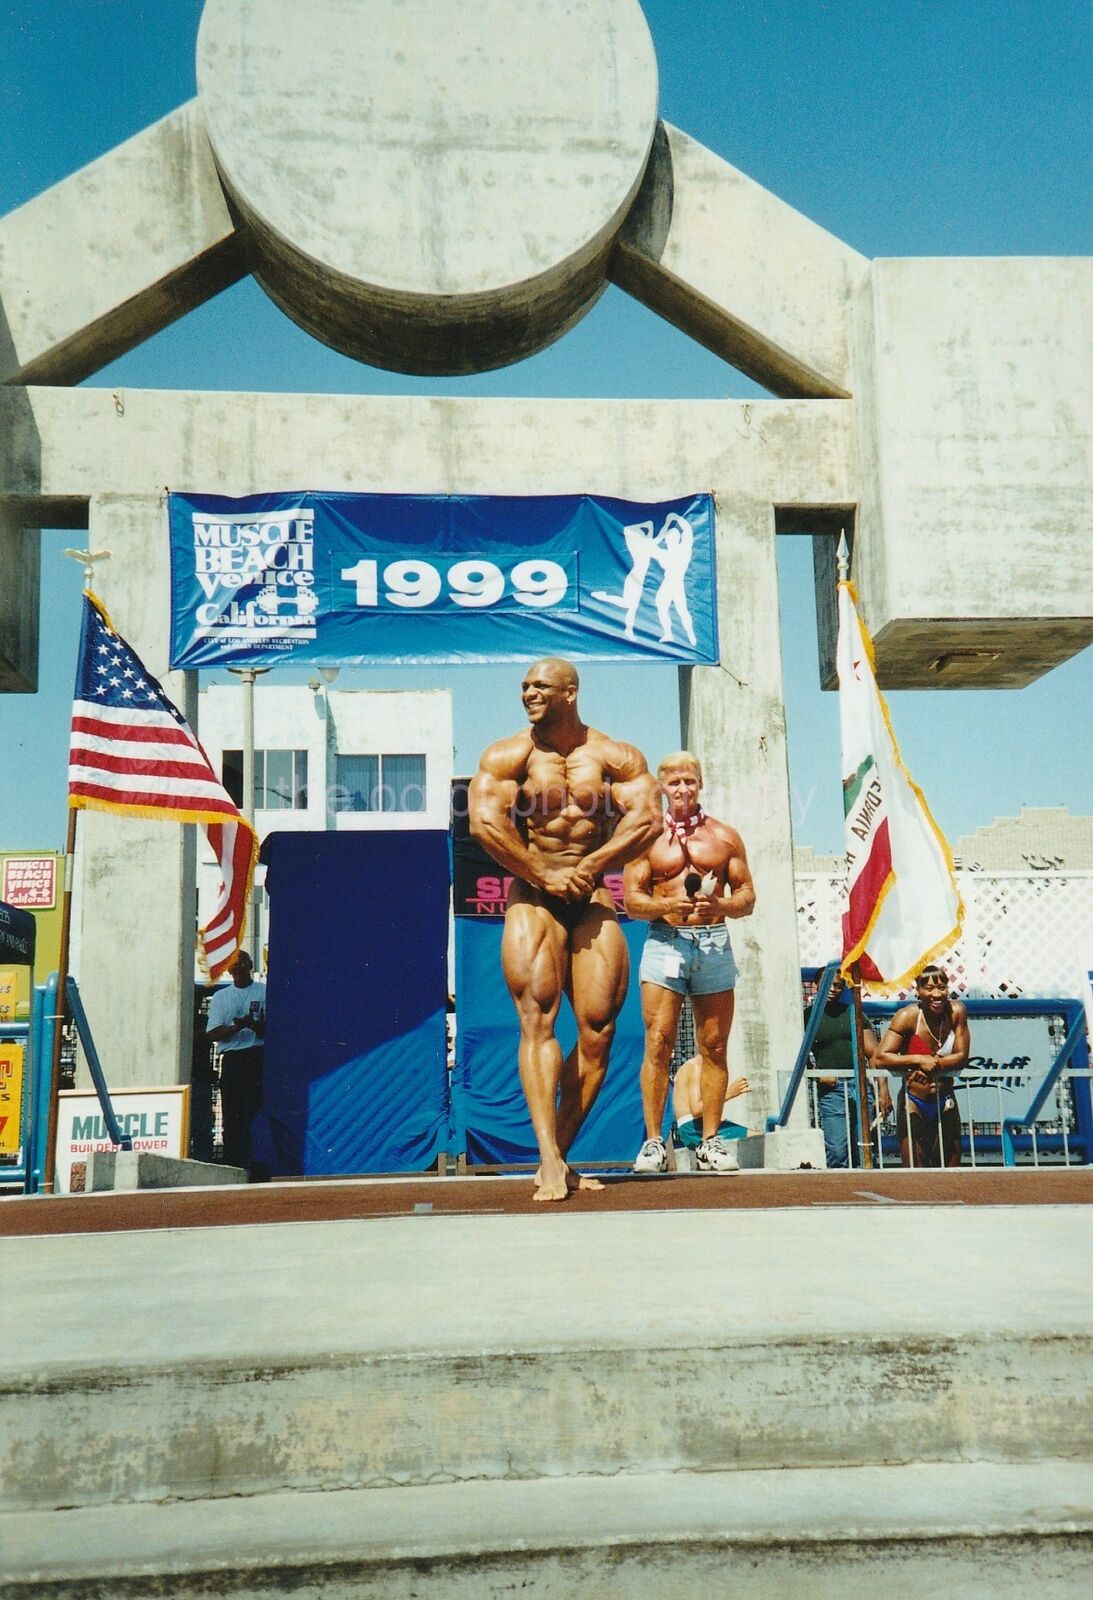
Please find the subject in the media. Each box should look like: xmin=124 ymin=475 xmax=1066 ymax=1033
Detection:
xmin=206 ymin=949 xmax=266 ymax=1176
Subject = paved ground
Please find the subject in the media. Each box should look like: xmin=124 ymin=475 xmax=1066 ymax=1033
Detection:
xmin=2 ymin=1164 xmax=1089 ymax=1236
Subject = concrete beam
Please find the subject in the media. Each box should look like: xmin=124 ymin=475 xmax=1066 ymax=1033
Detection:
xmin=2 ymin=379 xmax=1087 ymax=696
xmin=0 ymin=102 xmax=246 ymax=387
xmin=612 ymin=123 xmax=868 ymax=399
xmin=0 ymin=388 xmax=856 ymax=507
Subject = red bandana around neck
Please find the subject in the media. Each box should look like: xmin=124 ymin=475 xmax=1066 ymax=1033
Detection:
xmin=664 ymin=806 xmax=706 ymax=843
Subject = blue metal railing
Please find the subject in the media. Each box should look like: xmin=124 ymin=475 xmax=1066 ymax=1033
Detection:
xmin=771 ymin=975 xmax=1092 ymax=1167
xmin=767 ymin=960 xmax=840 ymax=1131
xmin=1001 ymin=1007 xmax=1090 ymax=1167
xmin=23 ymin=977 xmax=54 ymax=1193
xmin=17 ymin=973 xmax=130 ymax=1194
xmin=63 ymin=976 xmax=131 ymax=1152
xmin=865 ymin=995 xmax=1092 ymax=1167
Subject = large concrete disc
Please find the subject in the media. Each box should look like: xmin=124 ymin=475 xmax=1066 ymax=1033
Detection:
xmin=196 ymin=0 xmax=658 ymax=373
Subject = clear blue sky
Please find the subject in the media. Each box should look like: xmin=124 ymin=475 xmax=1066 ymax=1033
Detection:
xmin=2 ymin=0 xmax=1090 ymax=854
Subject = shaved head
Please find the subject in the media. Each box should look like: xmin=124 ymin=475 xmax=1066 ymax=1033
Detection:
xmin=526 ymin=657 xmax=579 ymax=690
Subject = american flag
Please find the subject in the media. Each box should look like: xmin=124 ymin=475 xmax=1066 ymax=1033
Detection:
xmin=68 ymin=592 xmax=258 ymax=978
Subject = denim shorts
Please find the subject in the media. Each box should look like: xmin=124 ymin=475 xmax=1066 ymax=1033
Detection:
xmin=639 ymin=921 xmax=738 ymax=996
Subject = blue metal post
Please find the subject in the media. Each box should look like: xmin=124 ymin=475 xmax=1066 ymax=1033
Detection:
xmin=767 ymin=960 xmax=840 ymax=1131
xmin=64 ymin=977 xmax=132 ymax=1151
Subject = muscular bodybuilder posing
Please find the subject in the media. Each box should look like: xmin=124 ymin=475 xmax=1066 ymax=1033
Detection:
xmin=469 ymin=659 xmax=661 ymax=1201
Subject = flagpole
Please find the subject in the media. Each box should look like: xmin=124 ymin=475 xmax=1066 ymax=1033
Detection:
xmin=228 ymin=665 xmax=269 ymax=968
xmin=41 ymin=806 xmax=77 ymax=1194
xmin=835 ymin=529 xmax=873 ymax=1170
xmin=42 ymin=551 xmax=112 ymax=1193
xmin=848 ymin=959 xmax=874 ymax=1170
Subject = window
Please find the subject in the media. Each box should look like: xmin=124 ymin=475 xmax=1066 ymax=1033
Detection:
xmin=335 ymin=753 xmax=426 ymax=813
xmin=380 ymin=754 xmax=427 ymax=813
xmin=222 ymin=749 xmax=309 ymax=811
xmin=333 ymin=754 xmax=379 ymax=812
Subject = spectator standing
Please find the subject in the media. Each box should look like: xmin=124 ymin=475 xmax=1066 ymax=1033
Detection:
xmin=206 ymin=948 xmax=266 ymax=1176
xmin=805 ymin=972 xmax=891 ymax=1168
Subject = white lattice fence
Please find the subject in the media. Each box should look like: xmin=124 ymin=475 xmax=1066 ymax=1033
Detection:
xmin=796 ymin=870 xmax=1093 ymax=1000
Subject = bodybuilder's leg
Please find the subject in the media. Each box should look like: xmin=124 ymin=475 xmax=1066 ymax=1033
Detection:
xmin=638 ymin=982 xmax=685 ymax=1140
xmin=555 ymin=901 xmax=630 ymax=1184
xmin=501 ymin=900 xmax=569 ymax=1202
xmin=691 ymin=989 xmax=735 ymax=1140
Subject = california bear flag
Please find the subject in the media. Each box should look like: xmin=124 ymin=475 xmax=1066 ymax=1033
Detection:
xmin=837 ymin=580 xmax=963 ymax=988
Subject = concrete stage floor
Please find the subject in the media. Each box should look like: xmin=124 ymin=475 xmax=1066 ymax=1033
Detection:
xmin=2 ymin=1165 xmax=1090 ymax=1236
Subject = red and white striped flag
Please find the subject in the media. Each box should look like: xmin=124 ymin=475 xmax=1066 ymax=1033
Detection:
xmin=68 ymin=592 xmax=258 ymax=978
xmin=837 ymin=580 xmax=963 ymax=988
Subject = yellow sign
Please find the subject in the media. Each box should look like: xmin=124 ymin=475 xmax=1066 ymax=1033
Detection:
xmin=0 ymin=1042 xmax=25 ymax=1158
xmin=0 ymin=969 xmax=17 ymax=1023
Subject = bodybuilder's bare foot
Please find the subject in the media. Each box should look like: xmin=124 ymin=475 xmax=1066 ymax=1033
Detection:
xmin=533 ymin=1157 xmax=571 ymax=1203
xmin=568 ymin=1169 xmax=604 ymax=1192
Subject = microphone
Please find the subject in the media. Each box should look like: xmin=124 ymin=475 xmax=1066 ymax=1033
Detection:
xmin=684 ymin=871 xmax=701 ymax=897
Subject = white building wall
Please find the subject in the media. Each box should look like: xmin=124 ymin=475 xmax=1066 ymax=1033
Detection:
xmin=196 ymin=684 xmax=453 ymax=970
xmin=325 ymin=690 xmax=452 ymax=833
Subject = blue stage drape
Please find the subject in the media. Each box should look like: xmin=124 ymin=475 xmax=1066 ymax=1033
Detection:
xmin=255 ymin=831 xmax=450 ymax=1175
xmin=452 ymin=918 xmax=648 ymax=1164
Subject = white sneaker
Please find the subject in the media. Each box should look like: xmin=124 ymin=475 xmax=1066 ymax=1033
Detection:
xmin=696 ymin=1136 xmax=739 ymax=1173
xmin=633 ymin=1136 xmax=668 ymax=1174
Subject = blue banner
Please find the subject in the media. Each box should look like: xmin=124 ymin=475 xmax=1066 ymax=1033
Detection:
xmin=167 ymin=491 xmax=718 ymax=667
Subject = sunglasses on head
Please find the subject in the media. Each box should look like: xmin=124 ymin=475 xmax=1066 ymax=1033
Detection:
xmin=916 ymin=974 xmax=948 ymax=988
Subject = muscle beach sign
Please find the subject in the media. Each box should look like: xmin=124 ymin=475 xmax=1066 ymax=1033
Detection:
xmin=167 ymin=492 xmax=718 ymax=669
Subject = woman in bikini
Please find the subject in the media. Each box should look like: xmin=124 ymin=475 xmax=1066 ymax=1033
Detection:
xmin=876 ymin=965 xmax=970 ymax=1168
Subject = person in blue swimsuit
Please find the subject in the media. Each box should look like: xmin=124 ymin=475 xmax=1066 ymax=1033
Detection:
xmin=876 ymin=965 xmax=970 ymax=1167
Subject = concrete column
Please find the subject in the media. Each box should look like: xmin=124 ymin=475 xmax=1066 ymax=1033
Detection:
xmin=0 ymin=506 xmax=39 ymax=691
xmin=71 ymin=494 xmax=196 ymax=1089
xmin=681 ymin=493 xmax=803 ymax=1125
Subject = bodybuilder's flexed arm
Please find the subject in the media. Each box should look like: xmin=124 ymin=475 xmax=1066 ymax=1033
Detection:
xmin=468 ymin=735 xmax=546 ymax=888
xmin=575 ymin=740 xmax=661 ymax=881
